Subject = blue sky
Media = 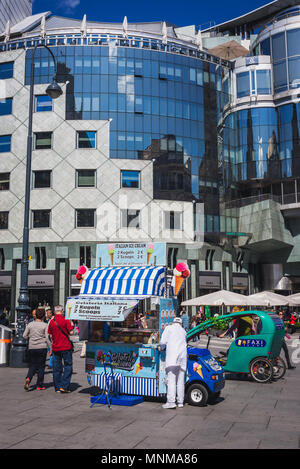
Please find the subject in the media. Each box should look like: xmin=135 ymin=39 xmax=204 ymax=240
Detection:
xmin=32 ymin=0 xmax=271 ymax=28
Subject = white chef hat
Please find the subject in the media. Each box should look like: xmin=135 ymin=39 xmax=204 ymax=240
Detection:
xmin=173 ymin=317 xmax=182 ymax=324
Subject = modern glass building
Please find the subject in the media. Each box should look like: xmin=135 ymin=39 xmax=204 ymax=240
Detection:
xmin=0 ymin=1 xmax=300 ymax=315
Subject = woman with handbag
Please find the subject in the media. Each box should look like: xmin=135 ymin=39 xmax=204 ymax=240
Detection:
xmin=23 ymin=308 xmax=51 ymax=391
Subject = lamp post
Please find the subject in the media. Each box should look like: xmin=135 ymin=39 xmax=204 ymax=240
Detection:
xmin=10 ymin=44 xmax=63 ymax=367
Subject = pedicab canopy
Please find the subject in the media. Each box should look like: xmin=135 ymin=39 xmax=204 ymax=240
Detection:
xmin=66 ymin=242 xmax=189 ymax=322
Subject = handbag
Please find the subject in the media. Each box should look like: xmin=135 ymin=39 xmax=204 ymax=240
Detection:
xmin=53 ymin=318 xmax=74 ymax=352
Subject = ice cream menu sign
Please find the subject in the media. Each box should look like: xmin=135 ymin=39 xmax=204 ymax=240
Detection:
xmin=96 ymin=242 xmax=166 ymax=267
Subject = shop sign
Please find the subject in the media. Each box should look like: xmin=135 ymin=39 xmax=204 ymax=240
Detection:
xmin=199 ymin=275 xmax=221 ymax=288
xmin=232 ymin=276 xmax=248 ymax=289
xmin=96 ymin=242 xmax=166 ymax=267
xmin=28 ymin=274 xmax=54 ymax=287
xmin=66 ymin=296 xmax=139 ymax=322
xmin=0 ymin=275 xmax=11 ymax=288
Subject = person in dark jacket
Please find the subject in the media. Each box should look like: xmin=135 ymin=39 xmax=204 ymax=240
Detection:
xmin=0 ymin=311 xmax=9 ymax=326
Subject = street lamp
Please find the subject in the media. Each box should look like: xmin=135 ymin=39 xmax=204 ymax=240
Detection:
xmin=10 ymin=44 xmax=63 ymax=367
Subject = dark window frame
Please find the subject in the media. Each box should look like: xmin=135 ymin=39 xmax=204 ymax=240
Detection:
xmin=75 ymin=209 xmax=96 ymax=228
xmin=32 ymin=210 xmax=51 ymax=229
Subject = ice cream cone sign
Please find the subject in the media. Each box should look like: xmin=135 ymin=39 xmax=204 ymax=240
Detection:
xmin=173 ymin=262 xmax=190 ymax=296
xmin=75 ymin=265 xmax=89 ymax=284
xmin=193 ymin=362 xmax=203 ymax=379
xmin=146 ymin=243 xmax=154 ymax=264
xmin=108 ymin=244 xmax=115 ymax=265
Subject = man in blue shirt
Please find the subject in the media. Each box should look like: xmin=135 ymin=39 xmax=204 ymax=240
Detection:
xmin=180 ymin=307 xmax=190 ymax=332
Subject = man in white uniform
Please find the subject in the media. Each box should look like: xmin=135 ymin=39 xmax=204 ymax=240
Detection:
xmin=159 ymin=317 xmax=187 ymax=409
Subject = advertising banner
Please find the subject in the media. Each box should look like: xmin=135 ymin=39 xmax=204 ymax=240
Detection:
xmin=96 ymin=242 xmax=166 ymax=267
xmin=66 ymin=296 xmax=139 ymax=322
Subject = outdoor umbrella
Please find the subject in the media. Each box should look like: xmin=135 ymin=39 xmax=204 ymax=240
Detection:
xmin=286 ymin=293 xmax=300 ymax=306
xmin=181 ymin=289 xmax=256 ymax=307
xmin=247 ymin=291 xmax=291 ymax=307
xmin=208 ymin=40 xmax=249 ymax=60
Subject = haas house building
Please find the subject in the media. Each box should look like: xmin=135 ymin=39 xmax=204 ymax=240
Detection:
xmin=0 ymin=0 xmax=300 ymax=311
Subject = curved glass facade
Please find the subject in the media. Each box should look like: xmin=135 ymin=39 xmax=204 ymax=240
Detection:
xmin=25 ymin=44 xmax=231 ymax=212
xmin=222 ymin=103 xmax=300 ymax=197
xmin=253 ymin=9 xmax=300 ymax=93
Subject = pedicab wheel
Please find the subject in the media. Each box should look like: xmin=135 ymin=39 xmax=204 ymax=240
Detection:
xmin=186 ymin=383 xmax=209 ymax=406
xmin=249 ymin=357 xmax=273 ymax=383
xmin=272 ymin=356 xmax=286 ymax=380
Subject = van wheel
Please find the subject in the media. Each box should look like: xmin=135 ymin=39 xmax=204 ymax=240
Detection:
xmin=186 ymin=383 xmax=208 ymax=406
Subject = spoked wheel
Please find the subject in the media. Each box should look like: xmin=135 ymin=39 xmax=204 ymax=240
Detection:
xmin=250 ymin=357 xmax=273 ymax=383
xmin=272 ymin=356 xmax=286 ymax=380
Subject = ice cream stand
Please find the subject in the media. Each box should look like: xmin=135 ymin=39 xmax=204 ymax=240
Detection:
xmin=67 ymin=242 xmax=225 ymax=407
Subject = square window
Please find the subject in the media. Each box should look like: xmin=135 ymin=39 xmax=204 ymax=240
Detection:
xmin=0 ymin=172 xmax=9 ymax=190
xmin=0 ymin=135 xmax=11 ymax=152
xmin=32 ymin=210 xmax=51 ymax=228
xmin=76 ymin=169 xmax=96 ymax=187
xmin=0 ymin=211 xmax=8 ymax=229
xmin=35 ymin=95 xmax=53 ymax=112
xmin=77 ymin=131 xmax=96 ymax=149
xmin=34 ymin=132 xmax=52 ymax=150
xmin=76 ymin=209 xmax=96 ymax=227
xmin=121 ymin=170 xmax=140 ymax=188
xmin=33 ymin=170 xmax=51 ymax=188
xmin=120 ymin=209 xmax=140 ymax=228
xmin=164 ymin=211 xmax=182 ymax=230
xmin=0 ymin=62 xmax=13 ymax=79
xmin=0 ymin=98 xmax=12 ymax=116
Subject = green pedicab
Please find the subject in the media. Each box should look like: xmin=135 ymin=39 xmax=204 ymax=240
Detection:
xmin=187 ymin=310 xmax=285 ymax=383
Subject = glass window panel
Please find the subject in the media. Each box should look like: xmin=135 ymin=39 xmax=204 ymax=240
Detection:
xmin=0 ymin=98 xmax=12 ymax=115
xmin=32 ymin=210 xmax=50 ymax=228
xmin=288 ymin=57 xmax=300 ymax=88
xmin=236 ymin=72 xmax=250 ymax=98
xmin=164 ymin=211 xmax=182 ymax=230
xmin=76 ymin=209 xmax=95 ymax=228
xmin=35 ymin=132 xmax=52 ymax=150
xmin=34 ymin=170 xmax=51 ymax=188
xmin=260 ymin=38 xmax=271 ymax=56
xmin=0 ymin=211 xmax=8 ymax=229
xmin=77 ymin=131 xmax=96 ymax=148
xmin=121 ymin=209 xmax=140 ymax=228
xmin=121 ymin=170 xmax=140 ymax=188
xmin=0 ymin=135 xmax=11 ymax=152
xmin=273 ymin=60 xmax=288 ymax=92
xmin=272 ymin=32 xmax=286 ymax=62
xmin=35 ymin=95 xmax=53 ymax=112
xmin=0 ymin=172 xmax=9 ymax=190
xmin=256 ymin=70 xmax=272 ymax=94
xmin=77 ymin=169 xmax=96 ymax=187
xmin=0 ymin=61 xmax=13 ymax=79
xmin=287 ymin=28 xmax=300 ymax=57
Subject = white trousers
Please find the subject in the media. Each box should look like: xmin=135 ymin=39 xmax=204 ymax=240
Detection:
xmin=166 ymin=366 xmax=186 ymax=405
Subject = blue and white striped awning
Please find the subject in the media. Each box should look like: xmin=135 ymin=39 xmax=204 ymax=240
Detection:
xmin=80 ymin=265 xmax=166 ymax=298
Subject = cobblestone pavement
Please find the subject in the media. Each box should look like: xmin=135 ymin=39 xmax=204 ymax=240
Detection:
xmin=0 ymin=337 xmax=299 ymax=450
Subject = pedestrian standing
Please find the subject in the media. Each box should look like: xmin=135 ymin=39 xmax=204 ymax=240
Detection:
xmin=45 ymin=307 xmax=54 ymax=368
xmin=47 ymin=305 xmax=74 ymax=393
xmin=289 ymin=311 xmax=298 ymax=335
xmin=278 ymin=311 xmax=296 ymax=370
xmin=179 ymin=307 xmax=189 ymax=332
xmin=23 ymin=308 xmax=50 ymax=391
xmin=0 ymin=310 xmax=9 ymax=326
xmin=159 ymin=317 xmax=187 ymax=409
